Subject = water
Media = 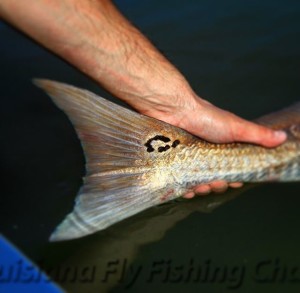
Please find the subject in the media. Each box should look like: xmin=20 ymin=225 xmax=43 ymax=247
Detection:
xmin=1 ymin=0 xmax=300 ymax=292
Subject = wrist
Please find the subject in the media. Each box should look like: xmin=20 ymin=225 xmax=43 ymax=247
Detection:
xmin=133 ymin=85 xmax=200 ymax=127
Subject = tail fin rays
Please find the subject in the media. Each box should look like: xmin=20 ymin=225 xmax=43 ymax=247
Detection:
xmin=34 ymin=79 xmax=186 ymax=241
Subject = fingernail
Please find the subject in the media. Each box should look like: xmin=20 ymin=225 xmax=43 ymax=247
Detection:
xmin=274 ymin=130 xmax=287 ymax=140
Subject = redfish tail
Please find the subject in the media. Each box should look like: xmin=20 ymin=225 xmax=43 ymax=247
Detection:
xmin=33 ymin=79 xmax=186 ymax=241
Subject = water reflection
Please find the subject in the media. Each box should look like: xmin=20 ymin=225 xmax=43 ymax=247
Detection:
xmin=41 ymin=185 xmax=253 ymax=292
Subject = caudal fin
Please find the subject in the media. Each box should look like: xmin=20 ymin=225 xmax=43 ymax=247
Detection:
xmin=34 ymin=79 xmax=191 ymax=241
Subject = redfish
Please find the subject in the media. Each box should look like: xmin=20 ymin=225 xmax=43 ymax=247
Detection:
xmin=34 ymin=79 xmax=300 ymax=241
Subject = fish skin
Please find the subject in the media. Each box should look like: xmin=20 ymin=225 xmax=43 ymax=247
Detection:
xmin=33 ymin=79 xmax=300 ymax=241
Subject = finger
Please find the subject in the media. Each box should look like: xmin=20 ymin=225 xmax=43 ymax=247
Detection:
xmin=209 ymin=180 xmax=228 ymax=193
xmin=229 ymin=182 xmax=243 ymax=188
xmin=194 ymin=184 xmax=211 ymax=196
xmin=183 ymin=191 xmax=195 ymax=199
xmin=231 ymin=118 xmax=287 ymax=148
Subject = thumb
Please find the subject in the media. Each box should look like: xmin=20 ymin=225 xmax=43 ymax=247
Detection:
xmin=231 ymin=119 xmax=287 ymax=147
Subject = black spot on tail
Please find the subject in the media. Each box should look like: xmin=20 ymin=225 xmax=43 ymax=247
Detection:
xmin=145 ymin=135 xmax=180 ymax=153
xmin=145 ymin=135 xmax=171 ymax=152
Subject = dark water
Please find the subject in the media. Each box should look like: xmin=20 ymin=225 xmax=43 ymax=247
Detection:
xmin=1 ymin=0 xmax=300 ymax=292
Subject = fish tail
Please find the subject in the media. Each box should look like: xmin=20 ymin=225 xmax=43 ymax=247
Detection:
xmin=33 ymin=79 xmax=186 ymax=241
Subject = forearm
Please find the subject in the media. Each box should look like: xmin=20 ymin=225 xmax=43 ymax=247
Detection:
xmin=0 ymin=0 xmax=197 ymax=114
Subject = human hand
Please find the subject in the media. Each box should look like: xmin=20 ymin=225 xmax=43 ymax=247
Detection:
xmin=140 ymin=94 xmax=287 ymax=198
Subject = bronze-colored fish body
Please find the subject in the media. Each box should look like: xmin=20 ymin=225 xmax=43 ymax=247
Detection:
xmin=165 ymin=134 xmax=300 ymax=187
xmin=34 ymin=79 xmax=300 ymax=241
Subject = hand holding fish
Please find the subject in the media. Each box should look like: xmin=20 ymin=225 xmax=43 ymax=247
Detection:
xmin=0 ymin=0 xmax=286 ymax=200
xmin=138 ymin=93 xmax=287 ymax=197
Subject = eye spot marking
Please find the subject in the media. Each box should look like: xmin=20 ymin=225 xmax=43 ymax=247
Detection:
xmin=145 ymin=135 xmax=180 ymax=153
